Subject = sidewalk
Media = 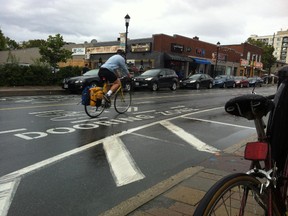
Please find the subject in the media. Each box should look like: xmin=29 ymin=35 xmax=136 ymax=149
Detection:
xmin=0 ymin=85 xmax=67 ymax=96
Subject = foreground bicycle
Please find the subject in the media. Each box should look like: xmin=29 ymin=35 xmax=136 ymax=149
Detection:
xmin=83 ymin=80 xmax=132 ymax=118
xmin=194 ymin=67 xmax=288 ymax=216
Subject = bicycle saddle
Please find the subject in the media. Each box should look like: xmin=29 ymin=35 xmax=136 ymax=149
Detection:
xmin=225 ymin=94 xmax=274 ymax=120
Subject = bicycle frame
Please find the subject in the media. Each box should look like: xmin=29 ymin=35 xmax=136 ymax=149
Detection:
xmin=245 ymin=73 xmax=288 ymax=215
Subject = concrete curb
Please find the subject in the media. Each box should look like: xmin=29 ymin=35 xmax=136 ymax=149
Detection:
xmin=0 ymin=86 xmax=68 ymax=97
xmin=100 ymin=166 xmax=204 ymax=216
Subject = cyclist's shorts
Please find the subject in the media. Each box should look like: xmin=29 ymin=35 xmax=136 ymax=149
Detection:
xmin=99 ymin=68 xmax=117 ymax=86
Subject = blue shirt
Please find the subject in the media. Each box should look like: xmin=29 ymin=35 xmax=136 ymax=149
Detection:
xmin=101 ymin=54 xmax=129 ymax=75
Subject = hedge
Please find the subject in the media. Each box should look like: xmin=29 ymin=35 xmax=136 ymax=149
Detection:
xmin=0 ymin=64 xmax=82 ymax=86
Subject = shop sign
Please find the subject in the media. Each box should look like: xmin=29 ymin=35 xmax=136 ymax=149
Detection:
xmin=218 ymin=53 xmax=227 ymax=62
xmin=240 ymin=59 xmax=249 ymax=66
xmin=119 ymin=33 xmax=126 ymax=50
xmin=171 ymin=43 xmax=184 ymax=53
xmin=86 ymin=46 xmax=121 ymax=54
xmin=131 ymin=43 xmax=151 ymax=52
xmin=196 ymin=48 xmax=205 ymax=56
xmin=254 ymin=62 xmax=263 ymax=69
xmin=212 ymin=52 xmax=227 ymax=62
xmin=72 ymin=48 xmax=85 ymax=55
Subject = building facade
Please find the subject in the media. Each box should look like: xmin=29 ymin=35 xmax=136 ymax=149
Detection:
xmin=250 ymin=29 xmax=288 ymax=64
xmin=0 ymin=33 xmax=265 ymax=78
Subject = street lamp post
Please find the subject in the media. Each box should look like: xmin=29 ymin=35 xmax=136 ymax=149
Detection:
xmin=214 ymin=41 xmax=220 ymax=77
xmin=124 ymin=14 xmax=130 ymax=63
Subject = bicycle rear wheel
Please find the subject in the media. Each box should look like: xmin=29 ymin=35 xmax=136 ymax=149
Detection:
xmin=114 ymin=88 xmax=131 ymax=114
xmin=84 ymin=103 xmax=105 ymax=118
xmin=194 ymin=173 xmax=279 ymax=216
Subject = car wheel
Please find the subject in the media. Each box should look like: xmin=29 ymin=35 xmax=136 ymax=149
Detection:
xmin=170 ymin=82 xmax=177 ymax=91
xmin=222 ymin=83 xmax=226 ymax=88
xmin=195 ymin=83 xmax=200 ymax=90
xmin=240 ymin=83 xmax=243 ymax=88
xmin=151 ymin=83 xmax=158 ymax=91
xmin=208 ymin=82 xmax=213 ymax=89
xmin=232 ymin=83 xmax=236 ymax=88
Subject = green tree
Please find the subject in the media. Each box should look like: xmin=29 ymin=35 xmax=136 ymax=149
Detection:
xmin=6 ymin=37 xmax=19 ymax=50
xmin=39 ymin=34 xmax=72 ymax=72
xmin=22 ymin=39 xmax=46 ymax=48
xmin=0 ymin=29 xmax=6 ymax=51
xmin=247 ymin=38 xmax=276 ymax=73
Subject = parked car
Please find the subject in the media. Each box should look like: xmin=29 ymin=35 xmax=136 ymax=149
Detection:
xmin=262 ymin=75 xmax=278 ymax=84
xmin=248 ymin=76 xmax=264 ymax=87
xmin=179 ymin=73 xmax=213 ymax=89
xmin=213 ymin=75 xmax=236 ymax=88
xmin=132 ymin=68 xmax=179 ymax=91
xmin=62 ymin=69 xmax=132 ymax=93
xmin=234 ymin=76 xmax=249 ymax=88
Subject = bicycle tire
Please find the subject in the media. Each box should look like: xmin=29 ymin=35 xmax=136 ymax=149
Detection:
xmin=281 ymin=156 xmax=288 ymax=210
xmin=114 ymin=89 xmax=131 ymax=114
xmin=84 ymin=103 xmax=105 ymax=118
xmin=193 ymin=173 xmax=279 ymax=216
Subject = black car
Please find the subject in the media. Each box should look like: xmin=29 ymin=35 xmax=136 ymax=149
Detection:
xmin=179 ymin=73 xmax=213 ymax=89
xmin=62 ymin=69 xmax=132 ymax=93
xmin=213 ymin=75 xmax=236 ymax=88
xmin=248 ymin=76 xmax=264 ymax=87
xmin=132 ymin=68 xmax=179 ymax=91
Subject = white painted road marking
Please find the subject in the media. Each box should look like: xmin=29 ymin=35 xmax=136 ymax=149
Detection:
xmin=160 ymin=121 xmax=220 ymax=154
xmin=103 ymin=136 xmax=145 ymax=187
xmin=0 ymin=106 xmax=223 ymax=216
xmin=0 ymin=129 xmax=27 ymax=134
xmin=0 ymin=178 xmax=20 ymax=216
xmin=183 ymin=117 xmax=255 ymax=130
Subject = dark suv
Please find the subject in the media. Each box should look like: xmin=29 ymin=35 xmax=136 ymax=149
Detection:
xmin=133 ymin=68 xmax=179 ymax=91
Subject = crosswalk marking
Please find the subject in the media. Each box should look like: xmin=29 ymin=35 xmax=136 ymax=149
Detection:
xmin=0 ymin=178 xmax=20 ymax=216
xmin=160 ymin=121 xmax=220 ymax=154
xmin=103 ymin=136 xmax=145 ymax=187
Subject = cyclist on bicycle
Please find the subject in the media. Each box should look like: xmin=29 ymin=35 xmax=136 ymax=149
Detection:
xmin=98 ymin=49 xmax=130 ymax=103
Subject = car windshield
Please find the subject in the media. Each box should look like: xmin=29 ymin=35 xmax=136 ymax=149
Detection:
xmin=248 ymin=77 xmax=256 ymax=81
xmin=215 ymin=75 xmax=226 ymax=80
xmin=234 ymin=76 xmax=243 ymax=80
xmin=83 ymin=69 xmax=99 ymax=76
xmin=188 ymin=74 xmax=202 ymax=80
xmin=141 ymin=69 xmax=161 ymax=76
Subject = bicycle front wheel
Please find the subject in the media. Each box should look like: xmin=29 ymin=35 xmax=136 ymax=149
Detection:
xmin=84 ymin=103 xmax=105 ymax=118
xmin=114 ymin=89 xmax=131 ymax=114
xmin=194 ymin=173 xmax=279 ymax=216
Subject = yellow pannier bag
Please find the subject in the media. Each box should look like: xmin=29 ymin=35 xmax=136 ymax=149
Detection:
xmin=89 ymin=87 xmax=103 ymax=106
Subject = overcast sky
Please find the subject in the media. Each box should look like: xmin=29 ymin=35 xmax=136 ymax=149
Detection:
xmin=1 ymin=0 xmax=287 ymax=46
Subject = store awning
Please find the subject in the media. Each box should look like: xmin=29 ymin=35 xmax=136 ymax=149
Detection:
xmin=191 ymin=58 xmax=211 ymax=65
xmin=164 ymin=53 xmax=193 ymax=62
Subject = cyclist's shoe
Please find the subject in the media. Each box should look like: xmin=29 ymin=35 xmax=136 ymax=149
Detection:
xmin=103 ymin=94 xmax=111 ymax=103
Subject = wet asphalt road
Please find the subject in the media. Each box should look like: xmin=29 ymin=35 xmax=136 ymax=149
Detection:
xmin=0 ymin=86 xmax=277 ymax=216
